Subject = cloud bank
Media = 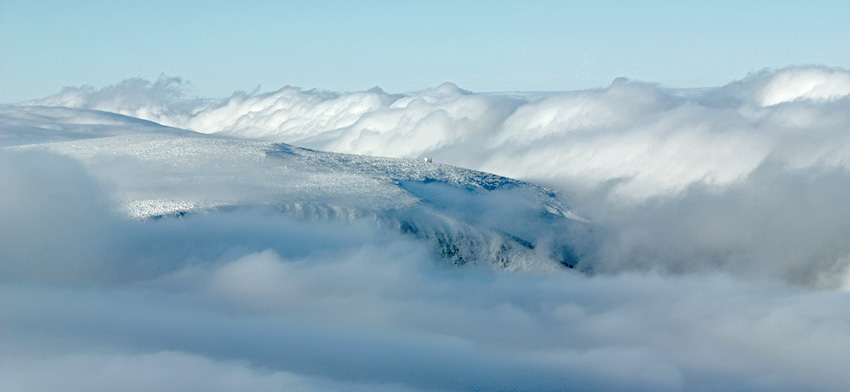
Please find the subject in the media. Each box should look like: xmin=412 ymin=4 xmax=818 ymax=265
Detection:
xmin=4 ymin=66 xmax=849 ymax=391
xmin=30 ymin=67 xmax=849 ymax=200
xmin=25 ymin=66 xmax=850 ymax=286
xmin=2 ymin=216 xmax=848 ymax=391
xmin=2 ymin=184 xmax=848 ymax=391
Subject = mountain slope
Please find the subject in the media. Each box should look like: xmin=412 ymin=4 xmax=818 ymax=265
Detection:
xmin=4 ymin=106 xmax=586 ymax=271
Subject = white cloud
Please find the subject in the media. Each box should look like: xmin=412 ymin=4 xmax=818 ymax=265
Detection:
xmin=575 ymin=163 xmax=850 ymax=286
xmin=3 ymin=250 xmax=848 ymax=391
xmin=5 ymin=66 xmax=850 ymax=391
xmin=750 ymin=67 xmax=850 ymax=107
xmin=22 ymin=76 xmax=190 ymax=125
xmin=28 ymin=67 xmax=848 ymax=203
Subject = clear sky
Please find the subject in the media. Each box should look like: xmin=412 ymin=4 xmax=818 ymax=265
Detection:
xmin=1 ymin=0 xmax=848 ymax=103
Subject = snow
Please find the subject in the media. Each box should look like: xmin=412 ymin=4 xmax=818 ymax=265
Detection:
xmin=4 ymin=106 xmax=583 ymax=270
xmin=0 ymin=105 xmax=194 ymax=147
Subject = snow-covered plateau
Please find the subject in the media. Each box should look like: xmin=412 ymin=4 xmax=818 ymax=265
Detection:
xmin=1 ymin=105 xmax=586 ymax=272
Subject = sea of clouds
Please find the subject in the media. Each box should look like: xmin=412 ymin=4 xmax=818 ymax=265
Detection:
xmin=2 ymin=66 xmax=849 ymax=391
xmin=26 ymin=65 xmax=850 ymax=286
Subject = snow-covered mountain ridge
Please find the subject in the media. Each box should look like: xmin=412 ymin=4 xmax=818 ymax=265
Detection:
xmin=2 ymin=105 xmax=586 ymax=271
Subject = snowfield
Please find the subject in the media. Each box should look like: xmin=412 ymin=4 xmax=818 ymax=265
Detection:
xmin=3 ymin=106 xmax=585 ymax=271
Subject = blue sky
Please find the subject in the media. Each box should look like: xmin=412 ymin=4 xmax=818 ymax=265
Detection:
xmin=1 ymin=0 xmax=848 ymax=103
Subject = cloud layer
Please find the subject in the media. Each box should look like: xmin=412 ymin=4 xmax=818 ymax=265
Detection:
xmin=3 ymin=227 xmax=848 ymax=391
xmin=24 ymin=66 xmax=850 ymax=286
xmin=4 ymin=66 xmax=849 ymax=391
xmin=29 ymin=67 xmax=850 ymax=201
